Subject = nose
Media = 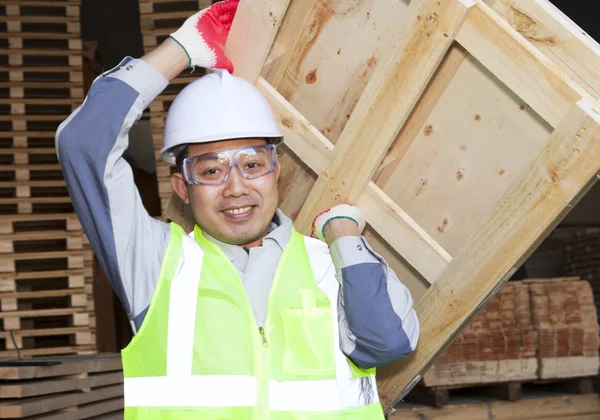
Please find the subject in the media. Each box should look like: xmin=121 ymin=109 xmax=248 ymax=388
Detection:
xmin=222 ymin=164 xmax=251 ymax=197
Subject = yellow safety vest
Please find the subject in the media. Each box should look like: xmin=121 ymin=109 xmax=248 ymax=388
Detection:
xmin=121 ymin=222 xmax=385 ymax=419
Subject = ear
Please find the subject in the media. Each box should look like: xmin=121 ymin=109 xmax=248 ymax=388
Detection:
xmin=275 ymin=154 xmax=282 ymax=181
xmin=171 ymin=173 xmax=190 ymax=204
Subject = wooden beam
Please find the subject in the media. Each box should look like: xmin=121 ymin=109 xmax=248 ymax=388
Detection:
xmin=377 ymin=98 xmax=600 ymax=412
xmin=455 ymin=0 xmax=584 ymax=128
xmin=492 ymin=0 xmax=600 ymax=100
xmin=225 ymin=0 xmax=291 ymax=82
xmin=292 ymin=0 xmax=475 ymax=235
xmin=256 ymin=78 xmax=451 ymax=282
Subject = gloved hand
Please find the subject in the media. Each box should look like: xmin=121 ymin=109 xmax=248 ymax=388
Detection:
xmin=311 ymin=204 xmax=366 ymax=243
xmin=169 ymin=0 xmax=240 ymax=72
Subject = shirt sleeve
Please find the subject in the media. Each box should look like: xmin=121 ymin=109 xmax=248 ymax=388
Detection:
xmin=55 ymin=57 xmax=172 ymax=333
xmin=330 ymin=235 xmax=420 ymax=368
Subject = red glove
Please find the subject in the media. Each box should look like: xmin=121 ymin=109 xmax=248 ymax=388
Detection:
xmin=169 ymin=0 xmax=239 ymax=72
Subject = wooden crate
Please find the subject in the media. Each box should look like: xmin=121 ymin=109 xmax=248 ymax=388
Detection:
xmin=144 ymin=0 xmax=600 ymax=412
xmin=0 ymin=353 xmax=123 ymax=419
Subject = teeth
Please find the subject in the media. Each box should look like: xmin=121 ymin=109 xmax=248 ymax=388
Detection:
xmin=224 ymin=206 xmax=252 ymax=215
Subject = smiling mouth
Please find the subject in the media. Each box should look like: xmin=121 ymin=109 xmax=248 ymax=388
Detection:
xmin=223 ymin=206 xmax=254 ymax=215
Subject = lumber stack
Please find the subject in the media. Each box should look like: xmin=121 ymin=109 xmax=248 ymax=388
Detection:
xmin=0 ymin=0 xmax=96 ymax=358
xmin=0 ymin=353 xmax=123 ymax=419
xmin=530 ymin=278 xmax=600 ymax=379
xmin=422 ymin=277 xmax=599 ymax=387
xmin=390 ymin=394 xmax=600 ymax=420
xmin=422 ymin=281 xmax=538 ymax=386
xmin=565 ymin=230 xmax=600 ymax=326
xmin=138 ymin=0 xmax=212 ymax=214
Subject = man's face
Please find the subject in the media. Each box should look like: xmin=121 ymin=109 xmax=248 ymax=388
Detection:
xmin=172 ymin=138 xmax=281 ymax=247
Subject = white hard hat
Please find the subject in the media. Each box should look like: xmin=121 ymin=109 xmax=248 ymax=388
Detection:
xmin=159 ymin=70 xmax=283 ymax=164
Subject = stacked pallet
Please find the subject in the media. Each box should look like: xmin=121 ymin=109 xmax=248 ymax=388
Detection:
xmin=565 ymin=230 xmax=600 ymax=326
xmin=0 ymin=353 xmax=123 ymax=419
xmin=422 ymin=277 xmax=599 ymax=387
xmin=529 ymin=278 xmax=600 ymax=379
xmin=0 ymin=0 xmax=96 ymax=357
xmin=138 ymin=0 xmax=212 ymax=214
xmin=423 ymin=282 xmax=538 ymax=386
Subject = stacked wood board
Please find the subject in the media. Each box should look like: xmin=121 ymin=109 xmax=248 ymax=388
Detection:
xmin=0 ymin=0 xmax=96 ymax=358
xmin=138 ymin=0 xmax=213 ymax=213
xmin=0 ymin=353 xmax=123 ymax=419
xmin=422 ymin=277 xmax=599 ymax=387
xmin=565 ymin=230 xmax=600 ymax=327
xmin=139 ymin=0 xmax=600 ymax=412
xmin=390 ymin=394 xmax=600 ymax=420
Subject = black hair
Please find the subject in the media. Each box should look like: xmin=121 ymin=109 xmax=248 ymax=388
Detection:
xmin=175 ymin=146 xmax=188 ymax=173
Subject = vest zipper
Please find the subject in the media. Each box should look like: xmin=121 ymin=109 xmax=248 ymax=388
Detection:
xmin=255 ymin=325 xmax=269 ymax=420
xmin=259 ymin=327 xmax=269 ymax=347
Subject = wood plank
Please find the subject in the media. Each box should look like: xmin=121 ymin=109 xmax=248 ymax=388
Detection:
xmin=389 ymin=393 xmax=600 ymax=420
xmin=491 ymin=0 xmax=600 ymax=99
xmin=0 ymin=383 xmax=123 ymax=418
xmin=0 ymin=326 xmax=89 ymax=341
xmin=24 ymin=399 xmax=124 ymax=420
xmin=0 ymin=345 xmax=96 ymax=360
xmin=293 ymin=0 xmax=475 ymax=235
xmin=0 ymin=32 xmax=79 ymax=40
xmin=0 ymin=354 xmax=121 ymax=380
xmin=455 ymin=0 xmax=584 ymax=128
xmin=377 ymin=98 xmax=600 ymax=412
xmin=0 ymin=1 xmax=80 ymax=6
xmin=256 ymin=78 xmax=451 ymax=281
xmin=0 ymin=307 xmax=87 ymax=319
xmin=225 ymin=0 xmax=291 ymax=82
xmin=0 ymin=371 xmax=123 ymax=399
xmin=0 ymin=16 xmax=79 ymax=23
xmin=0 ymin=288 xmax=86 ymax=301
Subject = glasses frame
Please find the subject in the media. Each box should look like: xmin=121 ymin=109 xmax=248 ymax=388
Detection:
xmin=181 ymin=144 xmax=278 ymax=185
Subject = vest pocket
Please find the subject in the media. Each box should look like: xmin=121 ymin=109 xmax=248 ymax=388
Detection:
xmin=281 ymin=305 xmax=336 ymax=377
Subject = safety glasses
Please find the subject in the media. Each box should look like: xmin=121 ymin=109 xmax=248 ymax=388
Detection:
xmin=182 ymin=144 xmax=278 ymax=185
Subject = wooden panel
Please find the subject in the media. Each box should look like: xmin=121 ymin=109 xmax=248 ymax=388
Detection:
xmin=378 ymin=98 xmax=600 ymax=408
xmin=294 ymin=0 xmax=474 ymax=238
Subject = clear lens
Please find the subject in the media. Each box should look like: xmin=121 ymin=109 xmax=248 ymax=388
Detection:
xmin=186 ymin=145 xmax=276 ymax=185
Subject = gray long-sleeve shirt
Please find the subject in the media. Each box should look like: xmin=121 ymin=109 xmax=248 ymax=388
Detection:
xmin=55 ymin=56 xmax=419 ymax=368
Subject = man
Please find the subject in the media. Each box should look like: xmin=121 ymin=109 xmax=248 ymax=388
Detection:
xmin=56 ymin=1 xmax=419 ymax=418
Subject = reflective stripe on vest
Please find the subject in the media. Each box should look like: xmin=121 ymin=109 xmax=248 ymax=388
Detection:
xmin=121 ymin=223 xmax=385 ymax=419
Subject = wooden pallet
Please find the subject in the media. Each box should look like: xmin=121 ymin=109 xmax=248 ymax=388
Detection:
xmin=405 ymin=376 xmax=595 ymax=407
xmin=145 ymin=0 xmax=600 ymax=413
xmin=390 ymin=393 xmax=600 ymax=419
xmin=422 ymin=278 xmax=599 ymax=388
xmin=0 ymin=0 xmax=95 ymax=359
xmin=138 ymin=0 xmax=212 ymax=210
xmin=0 ymin=353 xmax=123 ymax=419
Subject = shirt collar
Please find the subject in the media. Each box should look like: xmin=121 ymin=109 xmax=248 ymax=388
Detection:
xmin=202 ymin=208 xmax=293 ymax=262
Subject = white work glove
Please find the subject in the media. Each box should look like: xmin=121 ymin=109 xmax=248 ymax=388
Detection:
xmin=311 ymin=204 xmax=366 ymax=243
xmin=169 ymin=0 xmax=239 ymax=72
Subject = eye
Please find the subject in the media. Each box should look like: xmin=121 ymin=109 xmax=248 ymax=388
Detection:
xmin=203 ymin=168 xmax=221 ymax=175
